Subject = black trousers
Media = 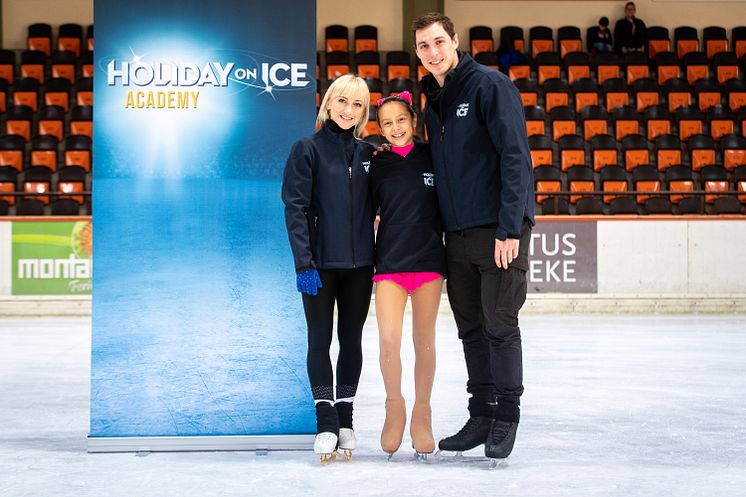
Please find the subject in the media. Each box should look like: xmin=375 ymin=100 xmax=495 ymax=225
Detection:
xmin=302 ymin=266 xmax=373 ymax=404
xmin=445 ymin=221 xmax=530 ymax=423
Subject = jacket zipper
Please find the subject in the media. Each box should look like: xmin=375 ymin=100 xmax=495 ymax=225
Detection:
xmin=347 ymin=151 xmax=356 ymax=268
xmin=437 ymin=97 xmax=459 ymax=228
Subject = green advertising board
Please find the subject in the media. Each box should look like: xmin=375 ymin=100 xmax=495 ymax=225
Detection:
xmin=12 ymin=221 xmax=92 ymax=295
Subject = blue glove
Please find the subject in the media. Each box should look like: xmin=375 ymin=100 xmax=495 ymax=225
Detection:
xmin=296 ymin=268 xmax=323 ymax=296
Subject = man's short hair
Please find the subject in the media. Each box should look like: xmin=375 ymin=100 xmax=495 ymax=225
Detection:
xmin=625 ymin=1 xmax=636 ymax=9
xmin=411 ymin=12 xmax=456 ymax=41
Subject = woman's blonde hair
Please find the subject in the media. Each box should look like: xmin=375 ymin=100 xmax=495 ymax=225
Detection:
xmin=317 ymin=74 xmax=370 ymax=138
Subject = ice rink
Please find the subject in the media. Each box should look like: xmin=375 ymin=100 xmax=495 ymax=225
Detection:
xmin=2 ymin=313 xmax=745 ymax=497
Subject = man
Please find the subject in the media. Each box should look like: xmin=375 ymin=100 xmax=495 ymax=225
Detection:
xmin=413 ymin=12 xmax=534 ymax=459
xmin=613 ymin=1 xmax=647 ymax=56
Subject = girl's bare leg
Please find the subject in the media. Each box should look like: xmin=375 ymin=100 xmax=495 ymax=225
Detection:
xmin=409 ymin=277 xmax=443 ymax=454
xmin=375 ymin=280 xmax=408 ymax=454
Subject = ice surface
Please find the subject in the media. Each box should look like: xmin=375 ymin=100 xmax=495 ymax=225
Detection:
xmin=1 ymin=314 xmax=745 ymax=497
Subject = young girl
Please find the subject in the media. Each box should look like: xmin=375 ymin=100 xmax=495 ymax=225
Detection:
xmin=369 ymin=91 xmax=446 ymax=458
xmin=281 ymin=74 xmax=375 ymax=463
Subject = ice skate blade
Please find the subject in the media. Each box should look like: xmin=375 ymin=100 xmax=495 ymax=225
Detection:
xmin=414 ymin=451 xmax=434 ymax=463
xmin=318 ymin=452 xmax=337 ymax=465
xmin=341 ymin=449 xmax=353 ymax=461
xmin=434 ymin=450 xmax=509 ymax=469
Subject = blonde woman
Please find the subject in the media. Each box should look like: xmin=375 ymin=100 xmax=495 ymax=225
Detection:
xmin=282 ymin=74 xmax=374 ymax=463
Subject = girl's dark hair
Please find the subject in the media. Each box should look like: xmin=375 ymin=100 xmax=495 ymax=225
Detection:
xmin=376 ymin=95 xmax=415 ymax=124
xmin=599 ymin=17 xmax=609 ymax=27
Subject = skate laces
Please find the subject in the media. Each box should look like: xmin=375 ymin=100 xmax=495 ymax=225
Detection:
xmin=454 ymin=417 xmax=486 ymax=437
xmin=489 ymin=420 xmax=511 ymax=443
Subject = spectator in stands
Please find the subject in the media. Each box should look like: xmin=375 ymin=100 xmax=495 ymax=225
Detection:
xmin=281 ymin=74 xmax=374 ymax=462
xmin=413 ymin=12 xmax=534 ymax=461
xmin=588 ymin=16 xmax=614 ymax=54
xmin=613 ymin=1 xmax=647 ymax=56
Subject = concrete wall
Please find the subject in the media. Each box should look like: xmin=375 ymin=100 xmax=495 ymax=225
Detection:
xmin=444 ymin=0 xmax=746 ymax=48
xmin=317 ymin=0 xmax=404 ymax=51
xmin=2 ymin=0 xmax=93 ymax=49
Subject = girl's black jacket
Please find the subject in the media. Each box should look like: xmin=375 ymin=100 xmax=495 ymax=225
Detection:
xmin=369 ymin=142 xmax=447 ymax=276
xmin=281 ymin=124 xmax=375 ymax=272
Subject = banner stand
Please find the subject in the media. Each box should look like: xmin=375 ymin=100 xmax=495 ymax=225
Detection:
xmin=87 ymin=435 xmax=314 ymax=453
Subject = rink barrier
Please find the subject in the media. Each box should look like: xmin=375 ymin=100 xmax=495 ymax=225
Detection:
xmin=2 ymin=216 xmax=746 ymax=315
xmin=87 ymin=434 xmax=315 ymax=453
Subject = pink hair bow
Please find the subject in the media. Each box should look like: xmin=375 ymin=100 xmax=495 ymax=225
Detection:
xmin=376 ymin=90 xmax=413 ymax=107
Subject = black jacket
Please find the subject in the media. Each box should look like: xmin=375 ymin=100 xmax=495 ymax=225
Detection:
xmin=613 ymin=17 xmax=647 ymax=55
xmin=422 ymin=52 xmax=535 ymax=240
xmin=282 ymin=124 xmax=375 ymax=272
xmin=369 ymin=142 xmax=447 ymax=275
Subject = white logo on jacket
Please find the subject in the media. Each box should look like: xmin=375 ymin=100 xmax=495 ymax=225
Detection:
xmin=456 ymin=103 xmax=469 ymax=118
xmin=423 ymin=172 xmax=435 ymax=187
xmin=362 ymin=161 xmax=370 ymax=174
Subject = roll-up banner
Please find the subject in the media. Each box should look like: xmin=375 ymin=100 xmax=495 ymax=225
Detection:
xmin=90 ymin=0 xmax=317 ymax=451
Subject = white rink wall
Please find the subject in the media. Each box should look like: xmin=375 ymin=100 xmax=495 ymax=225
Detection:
xmin=597 ymin=220 xmax=746 ymax=295
xmin=1 ymin=219 xmax=745 ymax=315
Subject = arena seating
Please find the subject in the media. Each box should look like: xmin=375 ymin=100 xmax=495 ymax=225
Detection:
xmin=315 ymin=23 xmax=745 ymax=215
xmin=0 ymin=23 xmax=93 ymax=215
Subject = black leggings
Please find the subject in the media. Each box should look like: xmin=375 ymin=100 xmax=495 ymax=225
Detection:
xmin=302 ymin=266 xmax=373 ymax=403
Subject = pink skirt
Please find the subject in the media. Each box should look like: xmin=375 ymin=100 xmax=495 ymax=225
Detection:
xmin=373 ymin=271 xmax=443 ymax=293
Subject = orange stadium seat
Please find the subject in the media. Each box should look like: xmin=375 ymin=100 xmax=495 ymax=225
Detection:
xmin=632 ymin=165 xmax=662 ymax=204
xmin=86 ymin=24 xmax=94 ymax=52
xmin=701 ymin=165 xmax=730 ymax=205
xmin=500 ymin=26 xmax=525 ymax=53
xmin=613 ymin=106 xmax=641 ymax=141
xmin=0 ymin=167 xmax=18 ymax=206
xmin=524 ymin=105 xmax=547 ymax=137
xmin=528 ymin=134 xmax=554 ymax=169
xmin=675 ymin=105 xmax=705 ymax=142
xmin=364 ymin=78 xmax=382 ymax=106
xmin=386 ymin=51 xmax=411 ymax=81
xmin=622 ymin=134 xmax=649 ymax=171
xmin=622 ymin=51 xmax=649 ymax=85
xmin=75 ymin=77 xmax=93 ymax=107
xmin=602 ymin=78 xmax=629 ymax=113
xmin=724 ymin=79 xmax=746 ymax=111
xmin=721 ymin=134 xmax=746 ymax=171
xmin=590 ymin=134 xmax=618 ymax=171
xmin=688 ymin=134 xmax=717 ymax=172
xmin=13 ymin=78 xmax=40 ymax=112
xmin=654 ymin=52 xmax=681 ymax=85
xmin=23 ymin=166 xmax=53 ymax=204
xmin=354 ymin=51 xmax=380 ymax=79
xmin=474 ymin=52 xmax=499 ymax=71
xmin=44 ymin=78 xmax=71 ymax=112
xmin=703 ymin=27 xmax=728 ymax=59
xmin=543 ymin=78 xmax=569 ymax=112
xmin=567 ymin=165 xmax=595 ymax=204
xmin=565 ymin=52 xmax=591 ymax=85
xmin=354 ymin=25 xmax=377 ymax=54
xmin=529 ymin=26 xmax=554 ymax=59
xmin=536 ymin=52 xmax=561 ymax=85
xmin=549 ymin=106 xmax=576 ymax=141
xmin=0 ymin=79 xmax=7 ymax=113
xmin=665 ymin=165 xmax=696 ymax=206
xmin=707 ymin=106 xmax=735 ymax=141
xmin=82 ymin=51 xmax=93 ymax=78
xmin=557 ymin=26 xmax=582 ymax=59
xmin=5 ymin=105 xmax=33 ymax=141
xmin=38 ymin=105 xmax=65 ymax=141
xmin=674 ymin=26 xmax=699 ymax=60
xmin=655 ymin=134 xmax=683 ymax=171
xmin=469 ymin=26 xmax=494 ymax=56
xmin=683 ymin=52 xmax=709 ymax=85
xmin=515 ymin=78 xmax=539 ymax=107
xmin=695 ymin=78 xmax=722 ymax=112
xmin=647 ymin=26 xmax=671 ymax=58
xmin=0 ymin=135 xmax=25 ymax=171
xmin=572 ymin=78 xmax=599 ymax=112
xmin=64 ymin=135 xmax=92 ymax=172
xmin=595 ymin=52 xmax=620 ymax=85
xmin=558 ymin=134 xmax=586 ymax=171
xmin=712 ymin=52 xmax=740 ymax=84
xmin=70 ymin=105 xmax=93 ymax=139
xmin=644 ymin=105 xmax=672 ymax=141
xmin=58 ymin=24 xmax=83 ymax=57
xmin=664 ymin=78 xmax=693 ymax=112
xmin=533 ymin=165 xmax=561 ymax=204
xmin=57 ymin=165 xmax=87 ymax=205
xmin=27 ymin=23 xmax=52 ymax=56
xmin=51 ymin=51 xmax=76 ymax=83
xmin=325 ymin=25 xmax=348 ymax=53
xmin=20 ymin=50 xmax=45 ymax=83
xmin=600 ymin=165 xmax=629 ymax=203
xmin=30 ymin=135 xmax=59 ymax=171
xmin=731 ymin=26 xmax=746 ymax=59
xmin=580 ymin=105 xmax=609 ymax=140
xmin=326 ymin=52 xmax=350 ymax=80
xmin=0 ymin=49 xmax=15 ymax=84
xmin=633 ymin=78 xmax=660 ymax=112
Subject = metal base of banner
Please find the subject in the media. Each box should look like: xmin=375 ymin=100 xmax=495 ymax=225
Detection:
xmin=87 ymin=434 xmax=315 ymax=453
